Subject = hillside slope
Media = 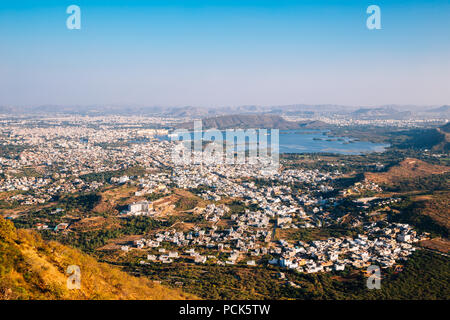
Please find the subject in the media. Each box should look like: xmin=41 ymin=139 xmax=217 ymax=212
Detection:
xmin=365 ymin=158 xmax=449 ymax=186
xmin=0 ymin=217 xmax=196 ymax=300
xmin=434 ymin=123 xmax=450 ymax=151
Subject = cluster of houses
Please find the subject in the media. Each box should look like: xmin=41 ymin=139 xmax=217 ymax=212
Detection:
xmin=108 ymin=151 xmax=422 ymax=276
xmin=128 ymin=219 xmax=425 ymax=275
xmin=202 ymin=204 xmax=230 ymax=222
xmin=270 ymin=223 xmax=424 ymax=273
xmin=0 ymin=116 xmax=431 ymax=278
xmin=0 ymin=116 xmax=344 ymax=213
xmin=0 ymin=118 xmax=178 ymax=204
xmin=341 ymin=179 xmax=383 ymax=196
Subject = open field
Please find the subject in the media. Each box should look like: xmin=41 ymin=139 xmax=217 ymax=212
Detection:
xmin=420 ymin=238 xmax=450 ymax=254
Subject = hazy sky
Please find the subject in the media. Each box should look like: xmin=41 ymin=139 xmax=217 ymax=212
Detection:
xmin=0 ymin=0 xmax=449 ymax=107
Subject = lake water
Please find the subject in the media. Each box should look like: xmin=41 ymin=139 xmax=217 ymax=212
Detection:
xmin=165 ymin=130 xmax=389 ymax=155
xmin=277 ymin=130 xmax=388 ymax=155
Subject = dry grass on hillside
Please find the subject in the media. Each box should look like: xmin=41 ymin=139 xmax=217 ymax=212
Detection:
xmin=411 ymin=192 xmax=450 ymax=231
xmin=365 ymin=158 xmax=449 ymax=185
xmin=0 ymin=217 xmax=197 ymax=300
xmin=69 ymin=216 xmax=121 ymax=232
xmin=420 ymin=238 xmax=450 ymax=254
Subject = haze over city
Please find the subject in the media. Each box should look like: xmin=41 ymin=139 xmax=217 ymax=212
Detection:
xmin=1 ymin=0 xmax=449 ymax=107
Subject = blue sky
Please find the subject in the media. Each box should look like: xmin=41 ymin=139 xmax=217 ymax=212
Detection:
xmin=0 ymin=0 xmax=449 ymax=107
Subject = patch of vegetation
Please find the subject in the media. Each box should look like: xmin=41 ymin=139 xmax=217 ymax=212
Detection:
xmin=277 ymin=226 xmax=362 ymax=242
xmin=58 ymin=193 xmax=101 ymax=213
xmin=175 ymin=197 xmax=199 ymax=211
xmin=356 ymin=250 xmax=450 ymax=299
xmin=127 ymin=263 xmax=292 ymax=299
xmin=228 ymin=200 xmax=247 ymax=215
xmin=393 ymin=128 xmax=446 ymax=150
xmin=79 ymin=166 xmax=147 ymax=183
xmin=384 ymin=172 xmax=450 ymax=192
xmin=145 ymin=192 xmax=167 ymax=202
xmin=389 ymin=198 xmax=448 ymax=238
xmin=0 ymin=144 xmax=29 ymax=159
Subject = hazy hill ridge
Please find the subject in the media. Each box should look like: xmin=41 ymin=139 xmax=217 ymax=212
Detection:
xmin=175 ymin=114 xmax=328 ymax=130
xmin=1 ymin=104 xmax=447 ymax=119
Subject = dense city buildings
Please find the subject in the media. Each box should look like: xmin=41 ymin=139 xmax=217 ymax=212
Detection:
xmin=1 ymin=114 xmax=443 ymax=282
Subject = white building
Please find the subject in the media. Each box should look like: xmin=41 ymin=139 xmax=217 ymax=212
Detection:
xmin=127 ymin=201 xmax=152 ymax=215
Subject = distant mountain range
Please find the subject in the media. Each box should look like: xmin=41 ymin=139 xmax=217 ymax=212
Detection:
xmin=350 ymin=107 xmax=413 ymax=120
xmin=426 ymin=105 xmax=450 ymax=113
xmin=175 ymin=114 xmax=329 ymax=130
xmin=0 ymin=104 xmax=448 ymax=120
